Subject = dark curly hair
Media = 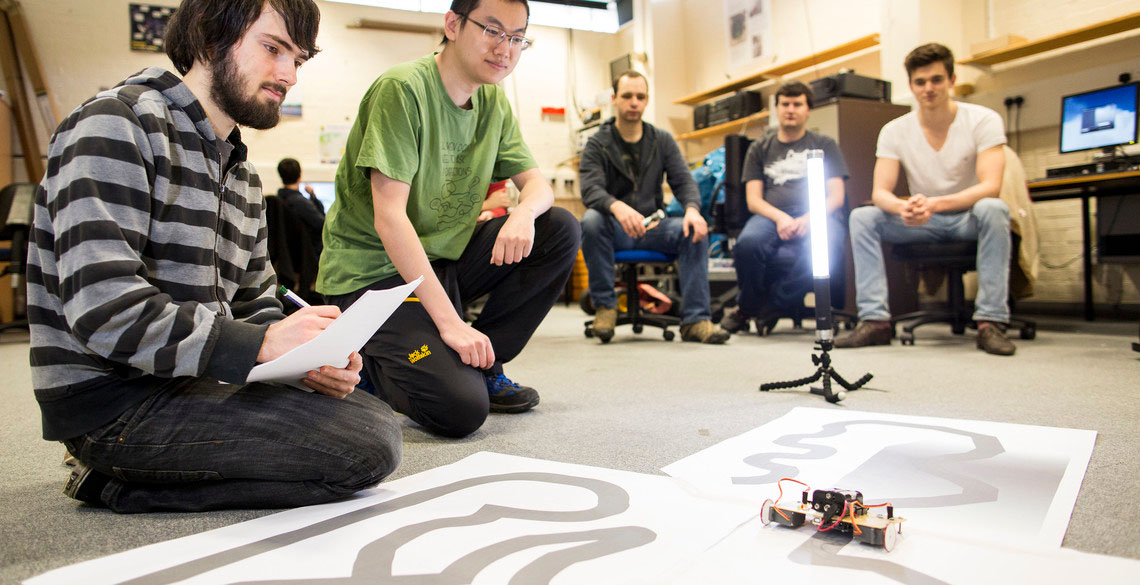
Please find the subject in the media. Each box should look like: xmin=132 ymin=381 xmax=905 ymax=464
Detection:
xmin=165 ymin=0 xmax=321 ymax=75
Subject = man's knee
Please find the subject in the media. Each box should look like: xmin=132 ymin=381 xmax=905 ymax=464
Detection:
xmin=333 ymin=393 xmax=403 ymax=490
xmin=580 ymin=208 xmax=609 ymax=241
xmin=848 ymin=206 xmax=886 ymax=235
xmin=540 ymin=206 xmax=582 ymax=256
xmin=972 ymin=198 xmax=1010 ymax=227
xmin=734 ymin=230 xmax=765 ymax=259
xmin=415 ymin=375 xmax=489 ymax=438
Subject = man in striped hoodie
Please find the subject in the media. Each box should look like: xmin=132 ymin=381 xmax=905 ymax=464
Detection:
xmin=27 ymin=0 xmax=401 ymax=513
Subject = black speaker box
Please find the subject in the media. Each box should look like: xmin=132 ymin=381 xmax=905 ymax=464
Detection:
xmin=727 ymin=90 xmax=765 ymax=120
xmin=809 ymin=72 xmax=891 ymax=102
xmin=694 ymin=104 xmax=711 ymax=130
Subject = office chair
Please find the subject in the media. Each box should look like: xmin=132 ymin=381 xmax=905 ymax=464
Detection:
xmin=0 ymin=183 xmax=35 ymax=334
xmin=583 ymin=249 xmax=681 ymax=342
xmin=889 ymin=238 xmax=1036 ymax=345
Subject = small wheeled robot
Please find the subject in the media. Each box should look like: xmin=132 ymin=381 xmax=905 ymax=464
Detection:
xmin=761 ymin=479 xmax=905 ymax=552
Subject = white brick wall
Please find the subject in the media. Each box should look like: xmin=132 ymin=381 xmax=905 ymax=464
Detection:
xmin=981 ymin=0 xmax=1140 ymax=306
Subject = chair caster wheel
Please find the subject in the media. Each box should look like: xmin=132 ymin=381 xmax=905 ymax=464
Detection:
xmin=900 ymin=332 xmax=915 ymax=345
xmin=632 ymin=323 xmax=643 ymax=334
xmin=663 ymin=330 xmax=675 ymax=341
xmin=584 ymin=327 xmax=594 ymax=338
xmin=1020 ymin=326 xmax=1036 ymax=340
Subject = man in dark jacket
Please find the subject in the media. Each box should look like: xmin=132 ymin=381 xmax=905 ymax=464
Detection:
xmin=29 ymin=0 xmax=401 ymax=513
xmin=579 ymin=71 xmax=729 ymax=344
xmin=276 ymin=157 xmax=327 ymax=232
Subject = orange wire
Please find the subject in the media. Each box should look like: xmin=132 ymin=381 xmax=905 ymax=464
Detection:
xmin=848 ymin=501 xmax=862 ymax=535
xmin=772 ymin=478 xmax=810 ymax=523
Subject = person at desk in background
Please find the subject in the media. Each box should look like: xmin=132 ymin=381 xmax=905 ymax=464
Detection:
xmin=317 ymin=0 xmax=580 ymax=438
xmin=835 ymin=42 xmax=1017 ymax=356
xmin=578 ymin=70 xmax=730 ymax=345
xmin=28 ymin=0 xmax=401 ymax=513
xmin=720 ymin=81 xmax=849 ymax=334
xmin=276 ymin=156 xmax=327 ymax=230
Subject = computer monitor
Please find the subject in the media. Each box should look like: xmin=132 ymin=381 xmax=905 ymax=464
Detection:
xmin=1059 ymin=82 xmax=1139 ymax=154
xmin=305 ymin=181 xmax=336 ymax=212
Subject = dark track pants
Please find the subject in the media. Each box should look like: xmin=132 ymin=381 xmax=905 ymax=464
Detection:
xmin=328 ymin=208 xmax=580 ymax=438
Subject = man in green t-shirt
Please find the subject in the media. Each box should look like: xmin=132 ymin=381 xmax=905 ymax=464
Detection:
xmin=318 ymin=0 xmax=580 ymax=438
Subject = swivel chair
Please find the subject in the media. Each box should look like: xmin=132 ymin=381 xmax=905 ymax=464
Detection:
xmin=889 ymin=239 xmax=1036 ymax=345
xmin=0 ymin=183 xmax=35 ymax=334
xmin=583 ymin=249 xmax=681 ymax=342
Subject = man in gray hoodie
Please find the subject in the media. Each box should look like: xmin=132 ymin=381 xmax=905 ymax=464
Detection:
xmin=578 ymin=70 xmax=729 ymax=344
xmin=28 ymin=0 xmax=401 ymax=513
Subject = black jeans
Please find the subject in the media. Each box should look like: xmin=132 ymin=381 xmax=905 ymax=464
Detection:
xmin=328 ymin=208 xmax=580 ymax=438
xmin=64 ymin=378 xmax=402 ymax=513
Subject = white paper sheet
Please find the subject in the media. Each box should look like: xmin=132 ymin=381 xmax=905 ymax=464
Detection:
xmin=663 ymin=515 xmax=1140 ymax=585
xmin=26 ymin=452 xmax=758 ymax=585
xmin=662 ymin=407 xmax=1096 ymax=548
xmin=246 ymin=277 xmax=422 ymax=388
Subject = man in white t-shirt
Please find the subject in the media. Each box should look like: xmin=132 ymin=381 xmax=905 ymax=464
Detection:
xmin=835 ymin=43 xmax=1016 ymax=355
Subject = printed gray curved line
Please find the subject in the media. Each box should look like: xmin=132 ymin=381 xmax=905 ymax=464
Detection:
xmin=120 ymin=472 xmax=643 ymax=585
xmin=731 ymin=420 xmax=1004 ymax=508
xmin=788 ymin=530 xmax=952 ymax=585
xmin=232 ymin=527 xmax=657 ymax=585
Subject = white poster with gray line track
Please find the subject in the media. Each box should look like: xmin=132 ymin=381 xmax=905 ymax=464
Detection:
xmin=662 ymin=407 xmax=1096 ymax=548
xmin=26 ymin=452 xmax=758 ymax=585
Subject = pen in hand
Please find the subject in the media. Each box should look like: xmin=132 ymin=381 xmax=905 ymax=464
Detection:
xmin=278 ymin=285 xmax=311 ymax=309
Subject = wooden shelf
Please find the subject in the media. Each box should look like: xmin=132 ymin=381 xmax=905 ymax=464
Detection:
xmin=959 ymin=10 xmax=1140 ymax=67
xmin=674 ymin=34 xmax=880 ymax=105
xmin=675 ymin=111 xmax=769 ymax=141
xmin=347 ymin=19 xmax=442 ymax=35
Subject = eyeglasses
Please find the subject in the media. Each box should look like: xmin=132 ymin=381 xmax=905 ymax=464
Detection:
xmin=464 ymin=17 xmax=533 ymax=51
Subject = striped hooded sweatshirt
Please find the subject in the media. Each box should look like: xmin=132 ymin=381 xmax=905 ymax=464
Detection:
xmin=28 ymin=68 xmax=286 ymax=440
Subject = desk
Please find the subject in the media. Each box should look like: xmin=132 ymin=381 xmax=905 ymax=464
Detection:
xmin=1027 ymin=170 xmax=1140 ymax=321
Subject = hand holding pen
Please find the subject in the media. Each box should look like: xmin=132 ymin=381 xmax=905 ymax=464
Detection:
xmin=263 ymin=286 xmax=360 ymax=398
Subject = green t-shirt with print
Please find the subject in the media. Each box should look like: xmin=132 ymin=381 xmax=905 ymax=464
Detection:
xmin=317 ymin=53 xmax=537 ymax=295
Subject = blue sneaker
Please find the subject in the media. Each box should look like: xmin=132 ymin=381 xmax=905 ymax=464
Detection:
xmin=484 ymin=373 xmax=540 ymax=413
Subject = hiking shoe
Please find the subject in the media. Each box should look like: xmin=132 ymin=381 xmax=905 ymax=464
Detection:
xmin=719 ymin=307 xmax=751 ymax=333
xmin=62 ymin=447 xmax=78 ymax=468
xmin=834 ymin=320 xmax=892 ymax=348
xmin=592 ymin=306 xmax=617 ymax=342
xmin=62 ymin=461 xmax=110 ymax=506
xmin=680 ymin=320 xmax=731 ymax=344
xmin=485 ymin=373 xmax=540 ymax=413
xmin=977 ymin=324 xmax=1016 ymax=356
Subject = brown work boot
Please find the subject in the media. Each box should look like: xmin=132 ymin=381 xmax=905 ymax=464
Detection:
xmin=592 ymin=306 xmax=617 ymax=343
xmin=977 ymin=323 xmax=1016 ymax=356
xmin=834 ymin=320 xmax=892 ymax=348
xmin=681 ymin=320 xmax=731 ymax=344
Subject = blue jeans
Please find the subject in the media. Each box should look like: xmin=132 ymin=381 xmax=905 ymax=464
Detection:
xmin=580 ymin=208 xmax=712 ymax=324
xmin=848 ymin=198 xmax=1011 ymax=323
xmin=733 ymin=212 xmax=847 ymax=316
xmin=63 ymin=378 xmax=402 ymax=513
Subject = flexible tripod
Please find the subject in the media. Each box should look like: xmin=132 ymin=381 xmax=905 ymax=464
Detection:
xmin=760 ymin=278 xmax=872 ymax=403
xmin=760 ymin=337 xmax=873 ymax=403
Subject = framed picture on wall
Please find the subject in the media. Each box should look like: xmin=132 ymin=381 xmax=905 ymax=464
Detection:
xmin=130 ymin=4 xmax=175 ymax=53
